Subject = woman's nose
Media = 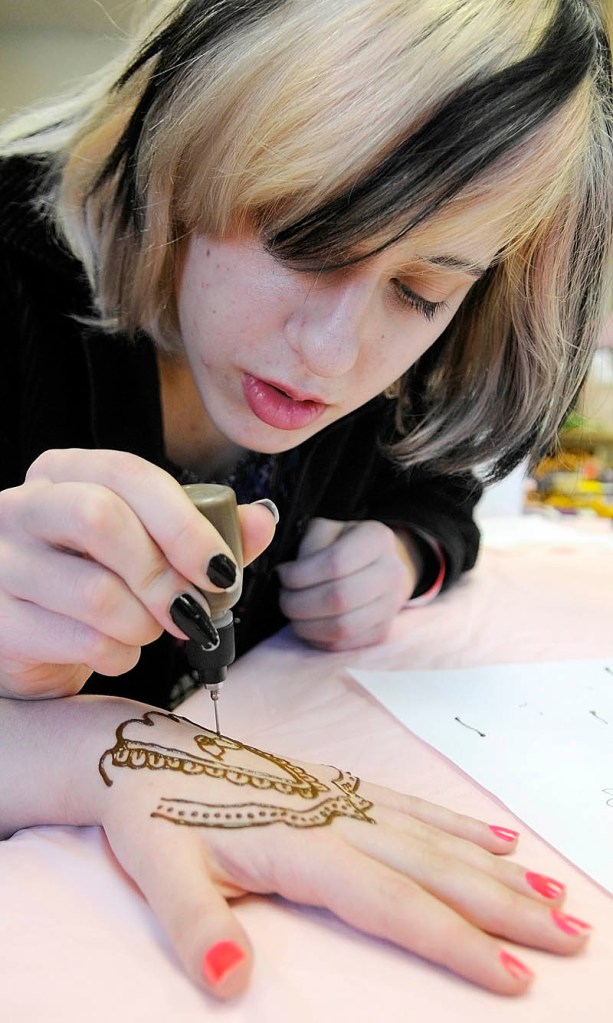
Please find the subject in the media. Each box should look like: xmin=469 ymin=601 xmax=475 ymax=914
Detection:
xmin=284 ymin=272 xmax=374 ymax=378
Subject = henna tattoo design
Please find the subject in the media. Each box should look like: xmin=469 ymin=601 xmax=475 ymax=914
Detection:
xmin=99 ymin=712 xmax=327 ymax=797
xmin=98 ymin=711 xmax=375 ymax=830
xmin=152 ymin=771 xmax=372 ymax=829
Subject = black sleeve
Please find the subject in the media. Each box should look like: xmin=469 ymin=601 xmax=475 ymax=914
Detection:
xmin=362 ymin=455 xmax=483 ymax=594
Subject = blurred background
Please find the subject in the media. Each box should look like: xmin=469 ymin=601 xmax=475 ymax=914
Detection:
xmin=1 ymin=0 xmax=612 ymax=518
xmin=0 ymin=0 xmax=132 ymax=119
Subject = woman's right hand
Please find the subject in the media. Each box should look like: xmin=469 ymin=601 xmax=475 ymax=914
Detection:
xmin=0 ymin=448 xmax=277 ymax=698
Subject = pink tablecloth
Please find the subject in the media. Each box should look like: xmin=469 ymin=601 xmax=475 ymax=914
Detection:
xmin=1 ymin=516 xmax=612 ymax=1022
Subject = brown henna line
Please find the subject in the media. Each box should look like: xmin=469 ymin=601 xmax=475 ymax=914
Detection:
xmin=99 ymin=712 xmax=328 ymax=797
xmin=98 ymin=711 xmax=375 ymax=829
xmin=152 ymin=783 xmax=374 ymax=829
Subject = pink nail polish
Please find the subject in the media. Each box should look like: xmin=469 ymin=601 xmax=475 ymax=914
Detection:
xmin=551 ymin=910 xmax=592 ymax=936
xmin=499 ymin=949 xmax=534 ymax=980
xmin=202 ymin=940 xmax=245 ymax=985
xmin=525 ymin=871 xmax=565 ymax=899
xmin=489 ymin=825 xmax=519 ymax=842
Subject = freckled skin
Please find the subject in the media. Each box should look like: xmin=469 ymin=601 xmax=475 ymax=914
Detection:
xmin=174 ymin=231 xmax=495 ymax=457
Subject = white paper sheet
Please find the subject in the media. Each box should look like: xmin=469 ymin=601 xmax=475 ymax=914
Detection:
xmin=349 ymin=658 xmax=613 ymax=893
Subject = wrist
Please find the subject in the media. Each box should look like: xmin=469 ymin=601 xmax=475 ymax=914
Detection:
xmin=392 ymin=527 xmax=423 ymax=598
xmin=0 ymin=695 xmax=152 ymax=837
xmin=393 ymin=527 xmax=446 ymax=602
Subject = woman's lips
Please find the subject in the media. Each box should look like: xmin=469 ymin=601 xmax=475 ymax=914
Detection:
xmin=242 ymin=374 xmax=327 ymax=430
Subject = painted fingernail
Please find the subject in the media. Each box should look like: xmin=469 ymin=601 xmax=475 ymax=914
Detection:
xmin=169 ymin=594 xmax=219 ymax=649
xmin=207 ymin=553 xmax=237 ymax=589
xmin=489 ymin=825 xmax=519 ymax=842
xmin=551 ymin=910 xmax=592 ymax=936
xmin=253 ymin=498 xmax=280 ymax=524
xmin=525 ymin=871 xmax=565 ymax=899
xmin=499 ymin=950 xmax=534 ymax=980
xmin=202 ymin=940 xmax=246 ymax=985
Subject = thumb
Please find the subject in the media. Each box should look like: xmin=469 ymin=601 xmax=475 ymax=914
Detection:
xmin=237 ymin=500 xmax=278 ymax=567
xmin=298 ymin=517 xmax=350 ymax=559
xmin=122 ymin=831 xmax=253 ymax=1000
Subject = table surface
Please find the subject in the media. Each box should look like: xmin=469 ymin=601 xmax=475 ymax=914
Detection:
xmin=2 ymin=514 xmax=612 ymax=1022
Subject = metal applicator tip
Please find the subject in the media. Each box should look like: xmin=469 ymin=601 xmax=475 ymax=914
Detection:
xmin=210 ymin=688 xmax=221 ymax=735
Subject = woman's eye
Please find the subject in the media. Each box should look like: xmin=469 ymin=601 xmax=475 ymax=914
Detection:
xmin=393 ymin=280 xmax=448 ymax=322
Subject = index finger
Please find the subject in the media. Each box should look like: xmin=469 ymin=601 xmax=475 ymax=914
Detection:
xmin=27 ymin=448 xmax=274 ymax=584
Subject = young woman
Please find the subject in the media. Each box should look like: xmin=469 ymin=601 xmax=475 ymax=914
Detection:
xmin=0 ymin=0 xmax=611 ymax=1001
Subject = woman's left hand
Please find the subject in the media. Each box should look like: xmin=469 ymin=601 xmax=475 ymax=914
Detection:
xmin=277 ymin=517 xmax=419 ymax=651
xmin=0 ymin=695 xmax=590 ymax=1001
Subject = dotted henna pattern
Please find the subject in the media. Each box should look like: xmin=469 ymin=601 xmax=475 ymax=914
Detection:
xmin=152 ymin=776 xmax=373 ymax=829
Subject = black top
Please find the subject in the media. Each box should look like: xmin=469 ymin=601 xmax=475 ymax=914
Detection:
xmin=0 ymin=154 xmax=482 ymax=708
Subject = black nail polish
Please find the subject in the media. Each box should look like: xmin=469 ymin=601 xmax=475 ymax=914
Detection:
xmin=169 ymin=594 xmax=219 ymax=649
xmin=207 ymin=553 xmax=237 ymax=589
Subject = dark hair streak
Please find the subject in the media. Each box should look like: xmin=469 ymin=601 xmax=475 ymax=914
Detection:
xmin=95 ymin=0 xmax=286 ymax=231
xmin=269 ymin=0 xmax=600 ymax=267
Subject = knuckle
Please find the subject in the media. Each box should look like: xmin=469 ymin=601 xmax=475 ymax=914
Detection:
xmin=106 ymin=450 xmax=161 ymax=496
xmin=71 ymin=488 xmax=120 ymax=540
xmin=86 ymin=448 xmax=155 ymax=487
xmin=327 ymin=582 xmax=349 ymax=615
xmin=325 ymin=547 xmax=347 ymax=578
xmin=369 ymin=869 xmax=421 ymax=912
xmin=112 ymin=449 xmax=157 ymax=480
xmin=78 ymin=571 xmax=123 ymax=620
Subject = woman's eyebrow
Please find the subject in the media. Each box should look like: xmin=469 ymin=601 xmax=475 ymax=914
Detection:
xmin=418 ymin=254 xmax=489 ymax=278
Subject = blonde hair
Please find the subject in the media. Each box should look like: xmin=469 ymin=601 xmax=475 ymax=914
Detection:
xmin=2 ymin=0 xmax=612 ymax=478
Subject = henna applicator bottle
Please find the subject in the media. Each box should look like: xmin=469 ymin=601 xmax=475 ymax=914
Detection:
xmin=183 ymin=484 xmax=244 ymax=735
